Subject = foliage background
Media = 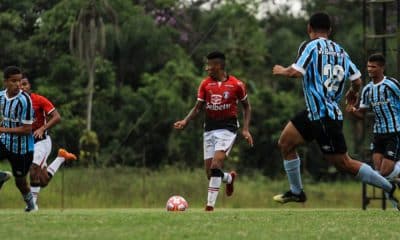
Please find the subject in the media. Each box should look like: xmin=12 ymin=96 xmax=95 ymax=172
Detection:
xmin=0 ymin=0 xmax=397 ymax=179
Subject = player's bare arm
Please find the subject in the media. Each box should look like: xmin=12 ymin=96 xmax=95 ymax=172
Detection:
xmin=174 ymin=101 xmax=204 ymax=130
xmin=272 ymin=65 xmax=303 ymax=78
xmin=346 ymin=104 xmax=367 ymax=120
xmin=240 ymin=98 xmax=253 ymax=147
xmin=0 ymin=124 xmax=32 ymax=135
xmin=345 ymin=78 xmax=362 ymax=105
xmin=34 ymin=109 xmax=61 ymax=139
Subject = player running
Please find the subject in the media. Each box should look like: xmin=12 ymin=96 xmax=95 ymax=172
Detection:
xmin=21 ymin=74 xmax=77 ymax=210
xmin=272 ymin=12 xmax=399 ymax=209
xmin=174 ymin=51 xmax=253 ymax=211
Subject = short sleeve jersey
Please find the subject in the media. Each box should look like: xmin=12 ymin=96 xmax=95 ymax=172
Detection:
xmin=197 ymin=75 xmax=247 ymax=131
xmin=0 ymin=90 xmax=34 ymax=154
xmin=291 ymin=37 xmax=361 ymax=121
xmin=30 ymin=93 xmax=56 ymax=132
xmin=359 ymin=77 xmax=400 ymax=134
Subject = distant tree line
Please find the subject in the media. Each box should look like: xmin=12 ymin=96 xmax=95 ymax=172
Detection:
xmin=0 ymin=0 xmax=380 ymax=178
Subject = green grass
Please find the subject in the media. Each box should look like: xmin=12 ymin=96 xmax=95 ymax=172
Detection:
xmin=0 ymin=163 xmax=395 ymax=209
xmin=0 ymin=209 xmax=398 ymax=240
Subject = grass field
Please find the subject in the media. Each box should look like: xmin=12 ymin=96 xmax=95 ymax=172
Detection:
xmin=0 ymin=208 xmax=398 ymax=240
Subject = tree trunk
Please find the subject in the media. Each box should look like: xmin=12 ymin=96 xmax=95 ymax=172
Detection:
xmin=87 ymin=65 xmax=95 ymax=131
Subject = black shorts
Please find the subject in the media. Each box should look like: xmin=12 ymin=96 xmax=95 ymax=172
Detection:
xmin=0 ymin=143 xmax=33 ymax=177
xmin=291 ymin=110 xmax=347 ymax=154
xmin=372 ymin=133 xmax=400 ymax=162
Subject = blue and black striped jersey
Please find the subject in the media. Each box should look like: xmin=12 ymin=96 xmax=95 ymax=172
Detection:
xmin=0 ymin=90 xmax=34 ymax=154
xmin=360 ymin=77 xmax=400 ymax=134
xmin=292 ymin=37 xmax=361 ymax=121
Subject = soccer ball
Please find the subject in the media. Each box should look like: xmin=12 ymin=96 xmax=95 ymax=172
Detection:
xmin=166 ymin=195 xmax=188 ymax=211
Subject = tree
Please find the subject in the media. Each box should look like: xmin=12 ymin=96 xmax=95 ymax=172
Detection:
xmin=70 ymin=0 xmax=117 ymax=131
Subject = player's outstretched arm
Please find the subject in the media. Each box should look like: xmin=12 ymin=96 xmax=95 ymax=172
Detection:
xmin=272 ymin=65 xmax=302 ymax=78
xmin=173 ymin=101 xmax=204 ymax=130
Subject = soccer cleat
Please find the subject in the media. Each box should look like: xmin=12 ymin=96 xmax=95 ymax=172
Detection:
xmin=226 ymin=171 xmax=237 ymax=196
xmin=273 ymin=190 xmax=307 ymax=204
xmin=386 ymin=183 xmax=400 ymax=211
xmin=0 ymin=171 xmax=12 ymax=190
xmin=205 ymin=206 xmax=214 ymax=211
xmin=58 ymin=148 xmax=77 ymax=161
xmin=24 ymin=204 xmax=39 ymax=213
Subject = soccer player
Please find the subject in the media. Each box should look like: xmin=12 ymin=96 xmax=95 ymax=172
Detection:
xmin=20 ymin=75 xmax=77 ymax=209
xmin=271 ymin=12 xmax=399 ymax=209
xmin=0 ymin=66 xmax=36 ymax=212
xmin=174 ymin=51 xmax=253 ymax=211
xmin=346 ymin=53 xmax=400 ymax=202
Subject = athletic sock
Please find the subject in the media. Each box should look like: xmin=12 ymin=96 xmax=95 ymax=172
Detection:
xmin=30 ymin=186 xmax=41 ymax=204
xmin=207 ymin=177 xmax=221 ymax=207
xmin=47 ymin=157 xmax=65 ymax=176
xmin=284 ymin=158 xmax=303 ymax=194
xmin=356 ymin=163 xmax=392 ymax=192
xmin=222 ymin=172 xmax=232 ymax=184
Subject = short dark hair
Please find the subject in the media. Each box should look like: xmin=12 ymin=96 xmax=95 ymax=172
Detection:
xmin=4 ymin=66 xmax=22 ymax=79
xmin=206 ymin=51 xmax=225 ymax=61
xmin=309 ymin=12 xmax=331 ymax=32
xmin=368 ymin=53 xmax=385 ymax=66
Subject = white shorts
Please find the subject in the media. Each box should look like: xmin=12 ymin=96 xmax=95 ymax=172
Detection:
xmin=32 ymin=136 xmax=52 ymax=167
xmin=203 ymin=129 xmax=237 ymax=160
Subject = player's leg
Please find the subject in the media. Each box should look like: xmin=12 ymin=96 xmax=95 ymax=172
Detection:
xmin=327 ymin=153 xmax=398 ymax=209
xmin=204 ymin=129 xmax=237 ymax=210
xmin=377 ymin=134 xmax=400 ymax=181
xmin=273 ymin=111 xmax=308 ymax=204
xmin=30 ymin=137 xmax=52 ymax=205
xmin=213 ymin=129 xmax=237 ymax=196
xmin=204 ymin=130 xmax=219 ymax=211
xmin=47 ymin=148 xmax=77 ymax=178
xmin=9 ymin=150 xmax=37 ymax=212
xmin=320 ymin=121 xmax=398 ymax=209
xmin=206 ymin=150 xmax=225 ymax=211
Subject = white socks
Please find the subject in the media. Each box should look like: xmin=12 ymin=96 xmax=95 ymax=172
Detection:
xmin=207 ymin=177 xmax=222 ymax=207
xmin=47 ymin=157 xmax=65 ymax=176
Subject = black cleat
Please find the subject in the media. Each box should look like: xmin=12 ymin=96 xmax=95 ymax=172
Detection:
xmin=273 ymin=190 xmax=307 ymax=204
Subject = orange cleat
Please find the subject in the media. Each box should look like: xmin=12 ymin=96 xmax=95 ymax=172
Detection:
xmin=226 ymin=171 xmax=236 ymax=196
xmin=58 ymin=148 xmax=77 ymax=161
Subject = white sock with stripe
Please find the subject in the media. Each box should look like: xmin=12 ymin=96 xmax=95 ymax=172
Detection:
xmin=207 ymin=177 xmax=222 ymax=207
xmin=47 ymin=157 xmax=65 ymax=176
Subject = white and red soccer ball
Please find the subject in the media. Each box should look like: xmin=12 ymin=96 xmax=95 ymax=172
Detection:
xmin=166 ymin=195 xmax=188 ymax=211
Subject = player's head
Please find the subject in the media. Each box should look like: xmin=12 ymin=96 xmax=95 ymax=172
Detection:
xmin=3 ymin=66 xmax=22 ymax=96
xmin=205 ymin=51 xmax=226 ymax=80
xmin=20 ymin=73 xmax=32 ymax=93
xmin=368 ymin=53 xmax=385 ymax=66
xmin=367 ymin=53 xmax=385 ymax=79
xmin=308 ymin=12 xmax=331 ymax=36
